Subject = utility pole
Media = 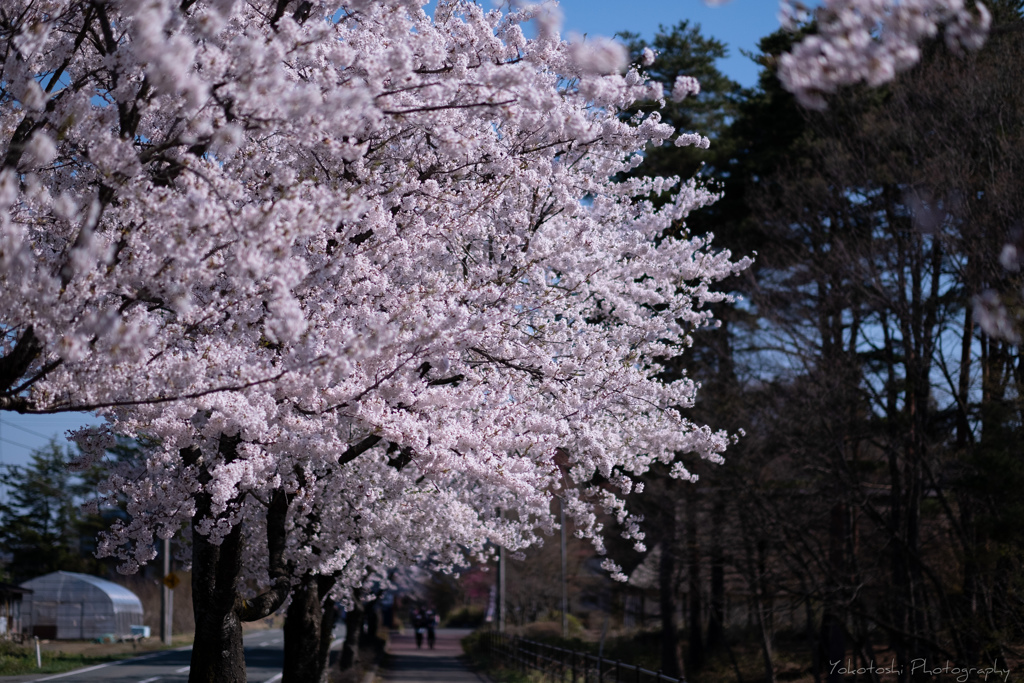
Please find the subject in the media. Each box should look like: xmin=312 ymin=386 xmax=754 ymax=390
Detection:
xmin=561 ymin=498 xmax=568 ymax=638
xmin=161 ymin=536 xmax=173 ymax=645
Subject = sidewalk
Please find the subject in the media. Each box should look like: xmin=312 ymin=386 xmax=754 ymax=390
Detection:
xmin=378 ymin=628 xmax=485 ymax=683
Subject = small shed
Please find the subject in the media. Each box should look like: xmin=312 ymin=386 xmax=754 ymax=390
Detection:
xmin=0 ymin=582 xmax=31 ymax=638
xmin=20 ymin=571 xmax=144 ymax=640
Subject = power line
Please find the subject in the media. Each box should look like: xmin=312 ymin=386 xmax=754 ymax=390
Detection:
xmin=0 ymin=418 xmax=53 ymax=441
xmin=0 ymin=435 xmax=36 ymax=452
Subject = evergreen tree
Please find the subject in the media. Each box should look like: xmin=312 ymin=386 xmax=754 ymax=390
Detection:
xmin=0 ymin=442 xmax=107 ymax=582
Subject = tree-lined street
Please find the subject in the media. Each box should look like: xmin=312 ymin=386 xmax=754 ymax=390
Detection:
xmin=1 ymin=0 xmax=1021 ymax=681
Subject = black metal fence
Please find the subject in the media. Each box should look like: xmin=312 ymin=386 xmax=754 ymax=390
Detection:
xmin=481 ymin=631 xmax=684 ymax=683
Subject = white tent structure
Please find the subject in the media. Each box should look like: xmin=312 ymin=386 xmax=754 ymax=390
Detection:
xmin=19 ymin=571 xmax=144 ymax=640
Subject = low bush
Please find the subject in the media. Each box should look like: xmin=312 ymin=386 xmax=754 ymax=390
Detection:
xmin=444 ymin=606 xmax=487 ymax=628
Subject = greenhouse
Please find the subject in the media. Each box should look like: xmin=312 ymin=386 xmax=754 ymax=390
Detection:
xmin=0 ymin=582 xmax=30 ymax=639
xmin=19 ymin=571 xmax=144 ymax=640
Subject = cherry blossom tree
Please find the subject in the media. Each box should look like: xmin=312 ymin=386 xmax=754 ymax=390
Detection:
xmin=0 ymin=0 xmax=752 ymax=680
xmin=0 ymin=0 xmax=316 ymax=413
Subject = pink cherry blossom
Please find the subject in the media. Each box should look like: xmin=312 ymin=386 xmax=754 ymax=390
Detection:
xmin=1 ymin=0 xmax=748 ymax=603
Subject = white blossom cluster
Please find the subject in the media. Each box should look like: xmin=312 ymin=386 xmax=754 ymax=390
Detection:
xmin=2 ymin=0 xmax=746 ymax=597
xmin=778 ymin=0 xmax=991 ymax=108
xmin=971 ymin=242 xmax=1024 ymax=343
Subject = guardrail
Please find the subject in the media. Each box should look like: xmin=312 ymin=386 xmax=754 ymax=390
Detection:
xmin=481 ymin=630 xmax=684 ymax=683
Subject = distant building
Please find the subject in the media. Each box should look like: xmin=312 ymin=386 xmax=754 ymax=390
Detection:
xmin=20 ymin=571 xmax=144 ymax=640
xmin=0 ymin=582 xmax=31 ymax=638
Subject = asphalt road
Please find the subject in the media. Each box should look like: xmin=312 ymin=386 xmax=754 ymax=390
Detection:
xmin=0 ymin=627 xmax=345 ymax=683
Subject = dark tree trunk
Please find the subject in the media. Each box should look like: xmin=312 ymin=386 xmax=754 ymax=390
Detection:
xmin=282 ymin=577 xmax=320 ymax=683
xmin=361 ymin=602 xmax=385 ymax=661
xmin=823 ymin=503 xmax=847 ymax=683
xmin=755 ymin=597 xmax=776 ymax=683
xmin=658 ymin=499 xmax=684 ymax=679
xmin=320 ymin=595 xmax=339 ymax=672
xmin=804 ymin=577 xmax=822 ymax=683
xmin=187 ymin=440 xmax=292 ymax=683
xmin=707 ymin=491 xmax=725 ymax=652
xmin=283 ymin=574 xmax=337 ymax=683
xmin=338 ymin=601 xmax=364 ymax=671
xmin=686 ymin=490 xmax=705 ymax=672
xmin=821 ymin=613 xmax=845 ymax=683
xmin=189 ymin=522 xmax=247 ymax=683
xmin=957 ymin=308 xmax=982 ymax=666
xmin=750 ymin=538 xmax=775 ymax=683
xmin=362 ymin=603 xmax=380 ymax=650
xmin=0 ymin=326 xmax=44 ymax=411
xmin=0 ymin=326 xmax=41 ymax=394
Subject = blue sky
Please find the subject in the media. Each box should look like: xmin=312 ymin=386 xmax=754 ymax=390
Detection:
xmin=0 ymin=1 xmax=784 ymax=474
xmin=551 ymin=0 xmax=782 ymax=88
xmin=0 ymin=413 xmax=103 ymax=473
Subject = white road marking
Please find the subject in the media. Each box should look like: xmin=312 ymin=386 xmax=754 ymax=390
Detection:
xmin=175 ymin=666 xmax=191 ymax=673
xmin=32 ymin=649 xmax=173 ymax=681
xmin=30 ymin=633 xmax=270 ymax=683
xmin=265 ymin=675 xmax=283 ymax=683
xmin=33 ymin=664 xmax=113 ymax=681
xmin=137 ymin=678 xmax=161 ymax=683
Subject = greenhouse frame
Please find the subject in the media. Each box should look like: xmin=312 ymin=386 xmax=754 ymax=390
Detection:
xmin=19 ymin=571 xmax=144 ymax=640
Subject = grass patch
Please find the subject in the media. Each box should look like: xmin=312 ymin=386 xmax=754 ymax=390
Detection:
xmin=0 ymin=640 xmax=125 ymax=676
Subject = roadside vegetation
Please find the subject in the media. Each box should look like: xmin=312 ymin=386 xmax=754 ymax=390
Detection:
xmin=464 ymin=624 xmax=844 ymax=683
xmin=0 ymin=637 xmax=182 ymax=676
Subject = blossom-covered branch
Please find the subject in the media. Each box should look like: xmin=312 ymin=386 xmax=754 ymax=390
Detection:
xmin=778 ymin=0 xmax=991 ymax=108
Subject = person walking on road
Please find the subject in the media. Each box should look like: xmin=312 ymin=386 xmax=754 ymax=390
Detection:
xmin=411 ymin=606 xmax=426 ymax=649
xmin=423 ymin=606 xmax=437 ymax=650
xmin=380 ymin=627 xmax=483 ymax=683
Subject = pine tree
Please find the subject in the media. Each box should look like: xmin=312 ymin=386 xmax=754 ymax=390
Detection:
xmin=0 ymin=443 xmax=91 ymax=582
